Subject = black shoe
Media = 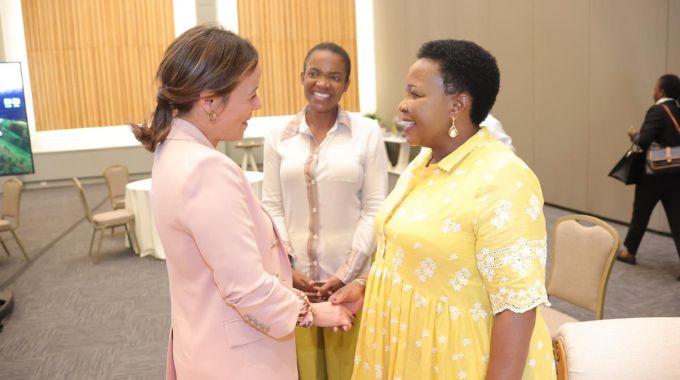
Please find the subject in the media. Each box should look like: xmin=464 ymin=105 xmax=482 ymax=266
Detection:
xmin=616 ymin=253 xmax=637 ymax=265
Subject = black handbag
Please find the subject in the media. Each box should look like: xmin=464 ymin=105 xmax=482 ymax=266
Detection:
xmin=645 ymin=103 xmax=680 ymax=175
xmin=609 ymin=144 xmax=645 ymax=185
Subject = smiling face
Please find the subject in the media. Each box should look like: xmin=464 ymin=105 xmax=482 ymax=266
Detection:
xmin=301 ymin=50 xmax=349 ymax=113
xmin=204 ymin=64 xmax=262 ymax=144
xmin=398 ymin=58 xmax=455 ymax=147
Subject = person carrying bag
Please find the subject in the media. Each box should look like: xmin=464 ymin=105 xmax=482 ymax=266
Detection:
xmin=616 ymin=74 xmax=680 ymax=282
xmin=645 ymin=103 xmax=680 ymax=174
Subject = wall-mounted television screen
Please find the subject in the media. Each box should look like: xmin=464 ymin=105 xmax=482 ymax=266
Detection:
xmin=0 ymin=62 xmax=34 ymax=176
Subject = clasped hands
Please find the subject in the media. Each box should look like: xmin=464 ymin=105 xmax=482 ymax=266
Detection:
xmin=293 ymin=270 xmax=365 ymax=332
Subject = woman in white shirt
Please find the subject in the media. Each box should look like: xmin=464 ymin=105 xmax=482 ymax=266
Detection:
xmin=262 ymin=42 xmax=388 ymax=380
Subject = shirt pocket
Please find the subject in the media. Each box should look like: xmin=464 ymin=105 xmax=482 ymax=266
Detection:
xmin=223 ymin=318 xmax=266 ymax=348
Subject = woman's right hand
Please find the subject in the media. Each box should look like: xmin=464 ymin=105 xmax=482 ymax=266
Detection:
xmin=292 ymin=269 xmax=320 ymax=298
xmin=329 ymin=280 xmax=365 ymax=315
xmin=311 ymin=302 xmax=354 ymax=330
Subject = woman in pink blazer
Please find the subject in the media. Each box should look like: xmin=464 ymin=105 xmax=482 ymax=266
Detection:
xmin=132 ymin=26 xmax=354 ymax=380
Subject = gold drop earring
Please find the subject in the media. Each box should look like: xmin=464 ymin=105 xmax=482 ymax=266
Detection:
xmin=208 ymin=111 xmax=217 ymax=123
xmin=448 ymin=115 xmax=458 ymax=138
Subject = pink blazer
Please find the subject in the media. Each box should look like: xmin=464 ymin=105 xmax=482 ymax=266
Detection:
xmin=151 ymin=118 xmax=299 ymax=379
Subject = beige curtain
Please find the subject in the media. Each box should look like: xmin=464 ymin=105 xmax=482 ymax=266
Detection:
xmin=22 ymin=0 xmax=174 ymax=131
xmin=237 ymin=0 xmax=360 ymax=116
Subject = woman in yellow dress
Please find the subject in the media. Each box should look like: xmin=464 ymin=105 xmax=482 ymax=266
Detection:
xmin=332 ymin=40 xmax=556 ymax=379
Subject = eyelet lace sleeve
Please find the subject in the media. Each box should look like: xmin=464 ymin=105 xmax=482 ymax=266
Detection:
xmin=477 ymin=240 xmax=550 ymax=313
xmin=474 ymin=159 xmax=550 ymax=314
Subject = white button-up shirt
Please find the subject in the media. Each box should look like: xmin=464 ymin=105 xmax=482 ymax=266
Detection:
xmin=262 ymin=107 xmax=388 ymax=283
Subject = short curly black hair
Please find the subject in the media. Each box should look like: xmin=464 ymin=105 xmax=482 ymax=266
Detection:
xmin=658 ymin=74 xmax=680 ymax=100
xmin=417 ymin=40 xmax=500 ymax=125
xmin=303 ymin=42 xmax=351 ymax=83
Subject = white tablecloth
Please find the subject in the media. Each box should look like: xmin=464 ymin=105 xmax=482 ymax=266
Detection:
xmin=126 ymin=171 xmax=265 ymax=260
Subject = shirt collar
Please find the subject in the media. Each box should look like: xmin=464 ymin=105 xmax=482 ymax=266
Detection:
xmin=165 ymin=117 xmax=214 ymax=149
xmin=422 ymin=128 xmax=491 ymax=173
xmin=656 ymin=97 xmax=675 ymax=105
xmin=280 ymin=106 xmax=352 ymax=140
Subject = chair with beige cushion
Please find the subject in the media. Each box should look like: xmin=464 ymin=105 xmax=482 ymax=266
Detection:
xmin=540 ymin=214 xmax=619 ymax=340
xmin=73 ymin=177 xmax=139 ymax=256
xmin=0 ymin=177 xmax=28 ymax=260
xmin=102 ymin=165 xmax=129 ymax=210
xmin=554 ymin=318 xmax=680 ymax=380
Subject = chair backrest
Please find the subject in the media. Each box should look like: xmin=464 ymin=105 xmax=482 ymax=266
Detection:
xmin=72 ymin=177 xmax=94 ymax=223
xmin=547 ymin=214 xmax=619 ymax=319
xmin=555 ymin=318 xmax=680 ymax=380
xmin=2 ymin=177 xmax=23 ymax=226
xmin=103 ymin=165 xmax=129 ymax=206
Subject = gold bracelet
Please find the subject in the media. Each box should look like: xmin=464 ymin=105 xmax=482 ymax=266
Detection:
xmin=353 ymin=278 xmax=367 ymax=286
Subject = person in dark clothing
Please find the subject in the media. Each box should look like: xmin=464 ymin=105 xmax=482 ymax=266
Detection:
xmin=617 ymin=74 xmax=680 ymax=281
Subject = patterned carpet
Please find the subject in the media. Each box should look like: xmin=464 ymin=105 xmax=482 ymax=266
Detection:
xmin=0 ymin=183 xmax=678 ymax=379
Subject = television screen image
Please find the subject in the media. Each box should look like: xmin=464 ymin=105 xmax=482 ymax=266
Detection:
xmin=0 ymin=62 xmax=34 ymax=176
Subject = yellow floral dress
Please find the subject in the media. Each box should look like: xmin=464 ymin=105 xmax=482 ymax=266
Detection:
xmin=352 ymin=129 xmax=556 ymax=379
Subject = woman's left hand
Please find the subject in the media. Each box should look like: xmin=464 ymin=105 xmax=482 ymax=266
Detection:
xmin=317 ymin=276 xmax=345 ymax=299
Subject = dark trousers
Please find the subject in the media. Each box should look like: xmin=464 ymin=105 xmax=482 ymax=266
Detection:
xmin=624 ymin=174 xmax=680 ymax=259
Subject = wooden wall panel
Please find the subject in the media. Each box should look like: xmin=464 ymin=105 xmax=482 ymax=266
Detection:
xmin=487 ymin=0 xmax=534 ymax=165
xmin=22 ymin=0 xmax=174 ymax=131
xmin=533 ymin=0 xmax=590 ymax=211
xmin=588 ymin=0 xmax=668 ymax=224
xmin=373 ymin=0 xmax=434 ymax=122
xmin=237 ymin=0 xmax=359 ymax=116
xmin=451 ymin=0 xmax=491 ymax=49
xmin=373 ymin=0 xmax=495 ymax=130
xmin=668 ymin=0 xmax=680 ymax=72
xmin=373 ymin=0 xmax=677 ymax=232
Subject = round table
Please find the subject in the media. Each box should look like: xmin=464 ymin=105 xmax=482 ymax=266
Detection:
xmin=125 ymin=171 xmax=265 ymax=260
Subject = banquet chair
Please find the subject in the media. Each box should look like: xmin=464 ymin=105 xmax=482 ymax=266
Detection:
xmin=540 ymin=214 xmax=619 ymax=340
xmin=0 ymin=177 xmax=29 ymax=260
xmin=72 ymin=177 xmax=139 ymax=256
xmin=102 ymin=165 xmax=129 ymax=210
xmin=554 ymin=318 xmax=680 ymax=380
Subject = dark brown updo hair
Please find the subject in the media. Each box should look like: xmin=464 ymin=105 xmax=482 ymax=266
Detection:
xmin=132 ymin=25 xmax=259 ymax=152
